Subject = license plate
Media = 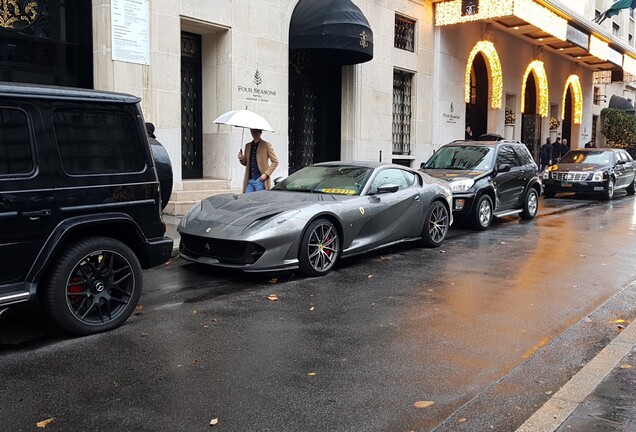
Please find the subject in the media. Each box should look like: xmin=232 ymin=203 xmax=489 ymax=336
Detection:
xmin=561 ymin=181 xmax=572 ymax=187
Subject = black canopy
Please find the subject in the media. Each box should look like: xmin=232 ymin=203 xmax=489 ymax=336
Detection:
xmin=609 ymin=95 xmax=636 ymax=115
xmin=290 ymin=0 xmax=374 ymax=65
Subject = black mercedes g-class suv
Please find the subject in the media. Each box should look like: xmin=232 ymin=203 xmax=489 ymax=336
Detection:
xmin=421 ymin=139 xmax=542 ymax=230
xmin=0 ymin=82 xmax=173 ymax=335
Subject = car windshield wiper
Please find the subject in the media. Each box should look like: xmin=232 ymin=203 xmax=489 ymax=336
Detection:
xmin=285 ymin=187 xmax=317 ymax=193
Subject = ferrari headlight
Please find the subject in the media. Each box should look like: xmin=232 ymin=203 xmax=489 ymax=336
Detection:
xmin=244 ymin=210 xmax=301 ymax=233
xmin=179 ymin=202 xmax=202 ymax=229
xmin=449 ymin=178 xmax=474 ymax=192
xmin=542 ymin=170 xmax=550 ymax=180
xmin=592 ymin=171 xmax=604 ymax=182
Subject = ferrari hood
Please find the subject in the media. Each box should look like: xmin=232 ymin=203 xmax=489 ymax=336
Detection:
xmin=180 ymin=190 xmax=350 ymax=234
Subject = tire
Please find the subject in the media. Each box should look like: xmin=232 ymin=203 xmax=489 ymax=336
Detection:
xmin=472 ymin=194 xmax=493 ymax=230
xmin=543 ymin=190 xmax=556 ymax=198
xmin=602 ymin=177 xmax=615 ymax=201
xmin=298 ymin=219 xmax=340 ymax=277
xmin=43 ymin=237 xmax=143 ymax=335
xmin=627 ymin=178 xmax=635 ymax=195
xmin=420 ymin=200 xmax=449 ymax=248
xmin=520 ymin=187 xmax=539 ymax=219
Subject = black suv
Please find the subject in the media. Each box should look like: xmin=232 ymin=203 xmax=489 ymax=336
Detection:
xmin=0 ymin=82 xmax=173 ymax=335
xmin=420 ymin=140 xmax=541 ymax=229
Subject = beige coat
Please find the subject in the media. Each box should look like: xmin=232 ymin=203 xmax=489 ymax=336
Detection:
xmin=239 ymin=139 xmax=279 ymax=191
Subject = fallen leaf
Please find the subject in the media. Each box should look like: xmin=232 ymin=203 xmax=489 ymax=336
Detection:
xmin=413 ymin=401 xmax=435 ymax=408
xmin=267 ymin=294 xmax=279 ymax=301
xmin=140 ymin=332 xmax=149 ymax=337
xmin=584 ymin=317 xmax=592 ymax=323
xmin=380 ymin=256 xmax=392 ymax=260
xmin=500 ymin=241 xmax=507 ymax=245
xmin=368 ymin=275 xmax=374 ymax=279
xmin=620 ymin=364 xmax=632 ymax=369
xmin=615 ymin=319 xmax=627 ymax=323
xmin=458 ymin=418 xmax=467 ymax=423
xmin=164 ymin=261 xmax=172 ymax=266
xmin=192 ymin=310 xmax=198 ymax=315
xmin=209 ymin=418 xmax=219 ymax=426
xmin=192 ymin=359 xmax=200 ymax=365
xmin=134 ymin=305 xmax=144 ymax=315
xmin=36 ymin=418 xmax=54 ymax=428
xmin=580 ymin=254 xmax=587 ymax=258
xmin=307 ymin=372 xmax=317 ymax=376
xmin=618 ymin=325 xmax=625 ymax=330
xmin=601 ymin=263 xmax=607 ymax=266
xmin=269 ymin=278 xmax=278 ymax=284
xmin=440 ymin=250 xmax=446 ymax=253
xmin=309 ymin=306 xmax=315 ymax=311
xmin=545 ymin=390 xmax=552 ymax=395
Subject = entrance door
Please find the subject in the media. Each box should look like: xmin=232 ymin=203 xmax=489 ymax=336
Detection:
xmin=521 ymin=114 xmax=541 ymax=161
xmin=289 ymin=50 xmax=341 ymax=172
xmin=181 ymin=32 xmax=203 ymax=179
xmin=563 ymin=87 xmax=573 ymax=149
xmin=465 ymin=53 xmax=488 ymax=139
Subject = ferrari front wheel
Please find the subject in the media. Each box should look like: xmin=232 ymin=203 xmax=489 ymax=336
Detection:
xmin=420 ymin=200 xmax=449 ymax=248
xmin=298 ymin=219 xmax=340 ymax=277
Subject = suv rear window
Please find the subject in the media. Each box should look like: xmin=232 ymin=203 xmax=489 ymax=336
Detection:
xmin=52 ymin=109 xmax=145 ymax=175
xmin=0 ymin=108 xmax=34 ymax=176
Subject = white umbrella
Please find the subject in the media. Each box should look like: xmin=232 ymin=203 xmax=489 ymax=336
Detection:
xmin=213 ymin=109 xmax=275 ymax=132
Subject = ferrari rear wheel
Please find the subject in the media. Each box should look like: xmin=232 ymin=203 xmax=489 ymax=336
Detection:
xmin=298 ymin=219 xmax=340 ymax=277
xmin=420 ymin=200 xmax=449 ymax=248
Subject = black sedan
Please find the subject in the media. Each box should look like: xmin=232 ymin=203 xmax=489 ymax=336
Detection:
xmin=543 ymin=148 xmax=636 ymax=200
xmin=178 ymin=162 xmax=453 ymax=277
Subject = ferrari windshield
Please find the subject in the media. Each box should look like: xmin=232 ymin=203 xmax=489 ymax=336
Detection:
xmin=423 ymin=145 xmax=495 ymax=171
xmin=273 ymin=165 xmax=373 ymax=195
xmin=559 ymin=151 xmax=613 ymax=165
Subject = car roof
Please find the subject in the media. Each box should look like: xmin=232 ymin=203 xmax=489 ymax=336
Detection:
xmin=570 ymin=147 xmax=619 ymax=152
xmin=0 ymin=81 xmax=141 ymax=104
xmin=442 ymin=139 xmax=523 ymax=147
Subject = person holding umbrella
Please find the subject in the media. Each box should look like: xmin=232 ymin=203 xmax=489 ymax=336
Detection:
xmin=238 ymin=128 xmax=279 ymax=193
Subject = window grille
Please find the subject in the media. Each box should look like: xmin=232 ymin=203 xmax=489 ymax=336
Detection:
xmin=394 ymin=15 xmax=415 ymax=52
xmin=392 ymin=70 xmax=413 ymax=155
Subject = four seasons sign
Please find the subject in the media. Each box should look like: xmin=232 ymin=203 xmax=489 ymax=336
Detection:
xmin=0 ymin=0 xmax=41 ymax=31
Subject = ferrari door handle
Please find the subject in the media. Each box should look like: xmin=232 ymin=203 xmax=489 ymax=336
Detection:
xmin=414 ymin=196 xmax=420 ymax=201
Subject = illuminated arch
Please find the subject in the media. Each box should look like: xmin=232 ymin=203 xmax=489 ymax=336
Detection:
xmin=520 ymin=60 xmax=549 ymax=118
xmin=465 ymin=40 xmax=503 ymax=109
xmin=562 ymin=75 xmax=583 ymax=124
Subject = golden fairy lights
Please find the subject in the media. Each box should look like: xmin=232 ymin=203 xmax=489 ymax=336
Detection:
xmin=589 ymin=35 xmax=609 ymax=61
xmin=562 ymin=75 xmax=582 ymax=125
xmin=520 ymin=60 xmax=549 ymax=118
xmin=624 ymin=55 xmax=636 ymax=76
xmin=435 ymin=0 xmax=513 ymax=26
xmin=435 ymin=0 xmax=566 ymax=41
xmin=465 ymin=40 xmax=503 ymax=109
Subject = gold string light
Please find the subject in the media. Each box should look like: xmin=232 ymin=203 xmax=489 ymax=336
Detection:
xmin=435 ymin=0 xmax=566 ymax=41
xmin=589 ymin=35 xmax=609 ymax=61
xmin=520 ymin=60 xmax=549 ymax=117
xmin=623 ymin=55 xmax=636 ymax=76
xmin=465 ymin=40 xmax=503 ymax=109
xmin=562 ymin=75 xmax=582 ymax=124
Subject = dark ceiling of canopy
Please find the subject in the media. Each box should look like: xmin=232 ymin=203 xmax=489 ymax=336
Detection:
xmin=609 ymin=95 xmax=636 ymax=115
xmin=289 ymin=0 xmax=374 ymax=65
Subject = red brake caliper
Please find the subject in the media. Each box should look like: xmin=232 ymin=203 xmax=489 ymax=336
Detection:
xmin=68 ymin=276 xmax=84 ymax=301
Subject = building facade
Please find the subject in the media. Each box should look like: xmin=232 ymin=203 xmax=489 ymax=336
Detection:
xmin=2 ymin=0 xmax=636 ymax=214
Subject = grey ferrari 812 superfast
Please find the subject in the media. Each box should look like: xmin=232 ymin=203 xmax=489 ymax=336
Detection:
xmin=177 ymin=161 xmax=453 ymax=276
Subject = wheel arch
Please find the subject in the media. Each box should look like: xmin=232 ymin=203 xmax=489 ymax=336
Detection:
xmin=27 ymin=213 xmax=149 ymax=285
xmin=302 ymin=212 xmax=345 ymax=251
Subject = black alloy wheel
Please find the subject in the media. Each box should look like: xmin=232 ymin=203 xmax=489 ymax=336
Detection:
xmin=43 ymin=237 xmax=142 ymax=335
xmin=602 ymin=177 xmax=615 ymax=201
xmin=420 ymin=200 xmax=449 ymax=247
xmin=298 ymin=219 xmax=340 ymax=277
xmin=520 ymin=188 xmax=539 ymax=219
xmin=473 ymin=194 xmax=493 ymax=230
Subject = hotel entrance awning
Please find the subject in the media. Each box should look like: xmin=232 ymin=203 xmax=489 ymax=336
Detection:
xmin=289 ymin=0 xmax=374 ymax=65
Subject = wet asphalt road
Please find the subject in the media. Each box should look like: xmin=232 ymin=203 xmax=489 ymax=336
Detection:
xmin=2 ymin=195 xmax=636 ymax=432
